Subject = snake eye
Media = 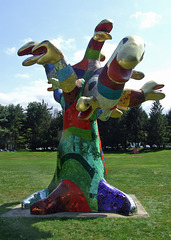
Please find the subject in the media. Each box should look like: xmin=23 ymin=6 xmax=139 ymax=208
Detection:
xmin=122 ymin=37 xmax=128 ymax=44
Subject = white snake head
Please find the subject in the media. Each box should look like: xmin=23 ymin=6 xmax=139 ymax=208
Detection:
xmin=108 ymin=35 xmax=145 ymax=71
xmin=141 ymin=80 xmax=165 ymax=101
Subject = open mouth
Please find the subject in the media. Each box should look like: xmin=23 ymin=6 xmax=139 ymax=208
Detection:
xmin=47 ymin=82 xmax=55 ymax=91
xmin=18 ymin=43 xmax=48 ymax=66
xmin=153 ymin=84 xmax=164 ymax=92
xmin=18 ymin=46 xmax=34 ymax=56
xmin=47 ymin=82 xmax=53 ymax=91
xmin=32 ymin=46 xmax=47 ymax=57
xmin=23 ymin=46 xmax=47 ymax=66
xmin=17 ymin=41 xmax=39 ymax=56
xmin=78 ymin=106 xmax=93 ymax=120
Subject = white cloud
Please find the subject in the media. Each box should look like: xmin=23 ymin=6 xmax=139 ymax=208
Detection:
xmin=5 ymin=47 xmax=16 ymax=55
xmin=22 ymin=38 xmax=33 ymax=44
xmin=20 ymin=37 xmax=76 ymax=51
xmin=101 ymin=42 xmax=117 ymax=64
xmin=83 ymin=36 xmax=91 ymax=42
xmin=14 ymin=73 xmax=30 ymax=79
xmin=51 ymin=37 xmax=76 ymax=50
xmin=131 ymin=11 xmax=162 ymax=29
xmin=0 ymin=79 xmax=61 ymax=111
xmin=73 ymin=49 xmax=85 ymax=62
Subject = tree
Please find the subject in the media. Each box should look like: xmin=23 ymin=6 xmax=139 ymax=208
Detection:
xmin=0 ymin=105 xmax=9 ymax=149
xmin=98 ymin=106 xmax=148 ymax=151
xmin=125 ymin=105 xmax=148 ymax=145
xmin=166 ymin=108 xmax=171 ymax=143
xmin=117 ymin=111 xmax=128 ymax=150
xmin=48 ymin=110 xmax=63 ymax=148
xmin=147 ymin=101 xmax=169 ymax=148
xmin=8 ymin=104 xmax=26 ymax=149
xmin=26 ymin=100 xmax=52 ymax=150
xmin=98 ymin=117 xmax=121 ymax=150
xmin=0 ymin=104 xmax=25 ymax=150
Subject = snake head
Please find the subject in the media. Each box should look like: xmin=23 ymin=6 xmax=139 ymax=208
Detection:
xmin=141 ymin=80 xmax=165 ymax=101
xmin=47 ymin=78 xmax=60 ymax=91
xmin=18 ymin=41 xmax=40 ymax=56
xmin=17 ymin=41 xmax=40 ymax=66
xmin=114 ymin=35 xmax=145 ymax=70
xmin=18 ymin=40 xmax=63 ymax=66
xmin=76 ymin=96 xmax=99 ymax=120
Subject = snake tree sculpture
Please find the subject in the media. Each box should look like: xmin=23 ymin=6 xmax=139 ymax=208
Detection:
xmin=18 ymin=19 xmax=165 ymax=215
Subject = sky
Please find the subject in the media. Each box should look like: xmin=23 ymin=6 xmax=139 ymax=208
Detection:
xmin=1 ymin=0 xmax=171 ymax=114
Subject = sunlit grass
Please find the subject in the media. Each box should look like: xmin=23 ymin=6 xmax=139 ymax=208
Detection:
xmin=0 ymin=150 xmax=171 ymax=240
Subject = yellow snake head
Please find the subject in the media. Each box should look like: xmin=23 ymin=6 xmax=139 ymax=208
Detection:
xmin=18 ymin=40 xmax=63 ymax=66
xmin=76 ymin=96 xmax=99 ymax=120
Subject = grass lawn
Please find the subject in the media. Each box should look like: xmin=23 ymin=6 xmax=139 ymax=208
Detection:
xmin=0 ymin=150 xmax=170 ymax=240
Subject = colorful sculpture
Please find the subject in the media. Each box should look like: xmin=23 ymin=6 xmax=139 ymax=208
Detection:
xmin=18 ymin=19 xmax=165 ymax=215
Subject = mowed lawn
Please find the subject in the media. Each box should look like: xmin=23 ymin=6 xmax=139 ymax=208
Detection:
xmin=0 ymin=150 xmax=170 ymax=240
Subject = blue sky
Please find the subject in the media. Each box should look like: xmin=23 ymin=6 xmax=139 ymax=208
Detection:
xmin=1 ymin=0 xmax=171 ymax=113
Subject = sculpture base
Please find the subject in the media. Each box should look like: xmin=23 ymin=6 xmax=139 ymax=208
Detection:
xmin=0 ymin=195 xmax=149 ymax=218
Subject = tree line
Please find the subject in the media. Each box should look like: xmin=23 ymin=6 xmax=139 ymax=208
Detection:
xmin=0 ymin=100 xmax=63 ymax=151
xmin=99 ymin=101 xmax=171 ymax=151
xmin=0 ymin=100 xmax=170 ymax=151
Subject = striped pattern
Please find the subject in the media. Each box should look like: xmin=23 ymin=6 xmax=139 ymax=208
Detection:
xmin=57 ymin=64 xmax=74 ymax=82
xmin=97 ymin=80 xmax=123 ymax=100
xmin=59 ymin=72 xmax=77 ymax=93
xmin=53 ymin=61 xmax=77 ymax=93
xmin=107 ymin=56 xmax=132 ymax=84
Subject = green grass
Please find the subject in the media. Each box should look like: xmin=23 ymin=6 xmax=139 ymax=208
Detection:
xmin=0 ymin=150 xmax=171 ymax=240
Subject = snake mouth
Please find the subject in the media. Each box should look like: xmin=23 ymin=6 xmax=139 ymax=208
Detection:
xmin=47 ymin=85 xmax=54 ymax=91
xmin=17 ymin=41 xmax=40 ymax=56
xmin=20 ymin=45 xmax=48 ymax=66
xmin=153 ymin=84 xmax=164 ymax=91
xmin=32 ymin=46 xmax=47 ymax=57
xmin=18 ymin=46 xmax=34 ymax=56
xmin=47 ymin=82 xmax=56 ymax=91
xmin=24 ymin=46 xmax=47 ymax=66
xmin=78 ymin=106 xmax=93 ymax=120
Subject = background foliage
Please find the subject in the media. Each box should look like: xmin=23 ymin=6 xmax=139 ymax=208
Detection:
xmin=0 ymin=100 xmax=170 ymax=151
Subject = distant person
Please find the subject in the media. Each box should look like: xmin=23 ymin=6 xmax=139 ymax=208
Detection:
xmin=133 ymin=146 xmax=139 ymax=154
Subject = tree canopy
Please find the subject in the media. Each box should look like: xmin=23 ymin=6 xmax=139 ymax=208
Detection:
xmin=0 ymin=100 xmax=170 ymax=151
xmin=147 ymin=101 xmax=169 ymax=148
